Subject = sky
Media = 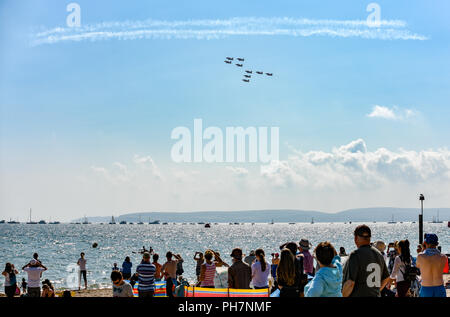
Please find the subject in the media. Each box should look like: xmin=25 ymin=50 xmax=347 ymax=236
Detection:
xmin=0 ymin=0 xmax=449 ymax=221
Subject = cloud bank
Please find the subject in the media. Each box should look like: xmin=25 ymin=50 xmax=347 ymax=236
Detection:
xmin=261 ymin=139 xmax=450 ymax=190
xmin=81 ymin=139 xmax=450 ymax=215
xmin=31 ymin=17 xmax=428 ymax=46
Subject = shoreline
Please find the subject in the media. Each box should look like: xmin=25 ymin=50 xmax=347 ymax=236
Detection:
xmin=2 ymin=275 xmax=450 ymax=297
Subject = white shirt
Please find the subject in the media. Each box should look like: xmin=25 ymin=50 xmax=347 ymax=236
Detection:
xmin=24 ymin=267 xmax=45 ymax=288
xmin=390 ymin=256 xmax=410 ymax=282
xmin=77 ymin=258 xmax=87 ymax=271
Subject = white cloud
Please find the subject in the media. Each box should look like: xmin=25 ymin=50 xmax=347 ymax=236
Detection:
xmin=133 ymin=155 xmax=163 ymax=180
xmin=31 ymin=17 xmax=428 ymax=46
xmin=367 ymin=105 xmax=418 ymax=121
xmin=260 ymin=139 xmax=450 ymax=191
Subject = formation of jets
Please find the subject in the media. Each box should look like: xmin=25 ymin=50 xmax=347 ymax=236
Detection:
xmin=223 ymin=56 xmax=274 ymax=83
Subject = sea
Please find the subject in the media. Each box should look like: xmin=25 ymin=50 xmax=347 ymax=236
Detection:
xmin=0 ymin=222 xmax=448 ymax=290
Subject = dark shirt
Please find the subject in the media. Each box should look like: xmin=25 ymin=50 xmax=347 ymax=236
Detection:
xmin=294 ymin=255 xmax=306 ymax=292
xmin=228 ymin=260 xmax=251 ymax=289
xmin=342 ymin=245 xmax=390 ymax=297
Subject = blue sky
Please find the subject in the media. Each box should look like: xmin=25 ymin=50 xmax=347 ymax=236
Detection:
xmin=1 ymin=1 xmax=449 ymax=221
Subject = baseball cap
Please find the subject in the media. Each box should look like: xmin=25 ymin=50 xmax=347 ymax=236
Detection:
xmin=424 ymin=233 xmax=438 ymax=245
xmin=30 ymin=259 xmax=37 ymax=265
xmin=354 ymin=224 xmax=371 ymax=238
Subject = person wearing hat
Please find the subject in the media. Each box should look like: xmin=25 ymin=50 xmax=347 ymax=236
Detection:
xmin=228 ymin=248 xmax=251 ymax=289
xmin=416 ymin=233 xmax=447 ymax=297
xmin=299 ymin=239 xmax=314 ymax=276
xmin=135 ymin=252 xmax=156 ymax=297
xmin=22 ymin=259 xmax=47 ymax=297
xmin=244 ymin=250 xmax=256 ymax=267
xmin=342 ymin=225 xmax=390 ymax=297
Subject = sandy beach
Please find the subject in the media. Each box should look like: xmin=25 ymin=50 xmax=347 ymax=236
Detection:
xmin=2 ymin=274 xmax=449 ymax=297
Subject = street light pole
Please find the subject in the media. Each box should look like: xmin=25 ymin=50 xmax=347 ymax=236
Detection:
xmin=419 ymin=194 xmax=424 ymax=244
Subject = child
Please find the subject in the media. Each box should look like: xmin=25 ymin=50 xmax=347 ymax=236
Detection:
xmin=304 ymin=241 xmax=342 ymax=297
xmin=21 ymin=278 xmax=27 ymax=294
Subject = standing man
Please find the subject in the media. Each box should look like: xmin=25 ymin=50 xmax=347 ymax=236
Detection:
xmin=299 ymin=239 xmax=314 ymax=276
xmin=162 ymin=251 xmax=178 ymax=297
xmin=77 ymin=252 xmax=87 ymax=290
xmin=135 ymin=252 xmax=156 ymax=297
xmin=416 ymin=233 xmax=447 ymax=297
xmin=22 ymin=259 xmax=47 ymax=297
xmin=342 ymin=225 xmax=390 ymax=297
xmin=175 ymin=254 xmax=184 ymax=279
xmin=228 ymin=248 xmax=251 ymax=289
xmin=244 ymin=250 xmax=256 ymax=267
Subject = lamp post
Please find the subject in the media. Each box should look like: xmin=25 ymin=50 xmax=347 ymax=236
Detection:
xmin=419 ymin=194 xmax=424 ymax=244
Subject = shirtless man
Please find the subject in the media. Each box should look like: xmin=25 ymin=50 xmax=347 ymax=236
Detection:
xmin=162 ymin=252 xmax=178 ymax=297
xmin=416 ymin=233 xmax=447 ymax=297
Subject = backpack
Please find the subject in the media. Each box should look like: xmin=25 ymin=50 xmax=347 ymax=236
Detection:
xmin=402 ymin=263 xmax=420 ymax=282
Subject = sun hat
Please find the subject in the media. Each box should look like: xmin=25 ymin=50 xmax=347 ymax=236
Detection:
xmin=299 ymin=239 xmax=312 ymax=250
xmin=230 ymin=248 xmax=243 ymax=259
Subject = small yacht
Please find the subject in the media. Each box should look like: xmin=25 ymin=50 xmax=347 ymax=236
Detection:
xmin=26 ymin=209 xmax=37 ymax=224
xmin=388 ymin=214 xmax=397 ymax=224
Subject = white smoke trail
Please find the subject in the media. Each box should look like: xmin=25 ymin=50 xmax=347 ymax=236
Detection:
xmin=31 ymin=16 xmax=427 ymax=46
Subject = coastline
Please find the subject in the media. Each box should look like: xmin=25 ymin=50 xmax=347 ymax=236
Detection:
xmin=2 ymin=275 xmax=450 ymax=297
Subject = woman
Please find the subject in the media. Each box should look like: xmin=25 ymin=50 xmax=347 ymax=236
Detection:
xmin=2 ymin=263 xmax=18 ymax=298
xmin=41 ymin=279 xmax=55 ymax=297
xmin=389 ymin=239 xmax=413 ymax=297
xmin=251 ymin=249 xmax=270 ymax=289
xmin=276 ymin=249 xmax=298 ymax=297
xmin=121 ymin=256 xmax=132 ymax=280
xmin=199 ymin=250 xmax=226 ymax=288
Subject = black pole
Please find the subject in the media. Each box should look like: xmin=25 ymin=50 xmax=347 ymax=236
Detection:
xmin=419 ymin=194 xmax=424 ymax=245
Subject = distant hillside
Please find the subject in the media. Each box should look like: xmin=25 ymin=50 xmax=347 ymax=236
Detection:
xmin=74 ymin=207 xmax=450 ymax=223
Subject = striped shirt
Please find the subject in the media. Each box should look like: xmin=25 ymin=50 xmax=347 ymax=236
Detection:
xmin=201 ymin=262 xmax=216 ymax=287
xmin=136 ymin=262 xmax=156 ymax=291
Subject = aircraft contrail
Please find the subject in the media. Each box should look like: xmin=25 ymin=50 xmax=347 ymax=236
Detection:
xmin=31 ymin=16 xmax=428 ymax=46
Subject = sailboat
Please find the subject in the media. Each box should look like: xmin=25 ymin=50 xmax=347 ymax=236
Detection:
xmin=311 ymin=217 xmax=314 ymax=224
xmin=388 ymin=214 xmax=397 ymax=224
xmin=430 ymin=210 xmax=443 ymax=223
xmin=137 ymin=216 xmax=144 ymax=225
xmin=26 ymin=209 xmax=37 ymax=224
xmin=82 ymin=215 xmax=90 ymax=224
xmin=109 ymin=216 xmax=116 ymax=224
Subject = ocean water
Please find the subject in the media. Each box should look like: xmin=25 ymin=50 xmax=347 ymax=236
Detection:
xmin=0 ymin=222 xmax=448 ymax=290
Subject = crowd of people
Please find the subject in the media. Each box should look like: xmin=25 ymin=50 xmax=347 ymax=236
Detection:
xmin=2 ymin=225 xmax=449 ymax=298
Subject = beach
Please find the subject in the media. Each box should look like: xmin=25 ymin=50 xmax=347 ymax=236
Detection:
xmin=1 ymin=274 xmax=449 ymax=297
